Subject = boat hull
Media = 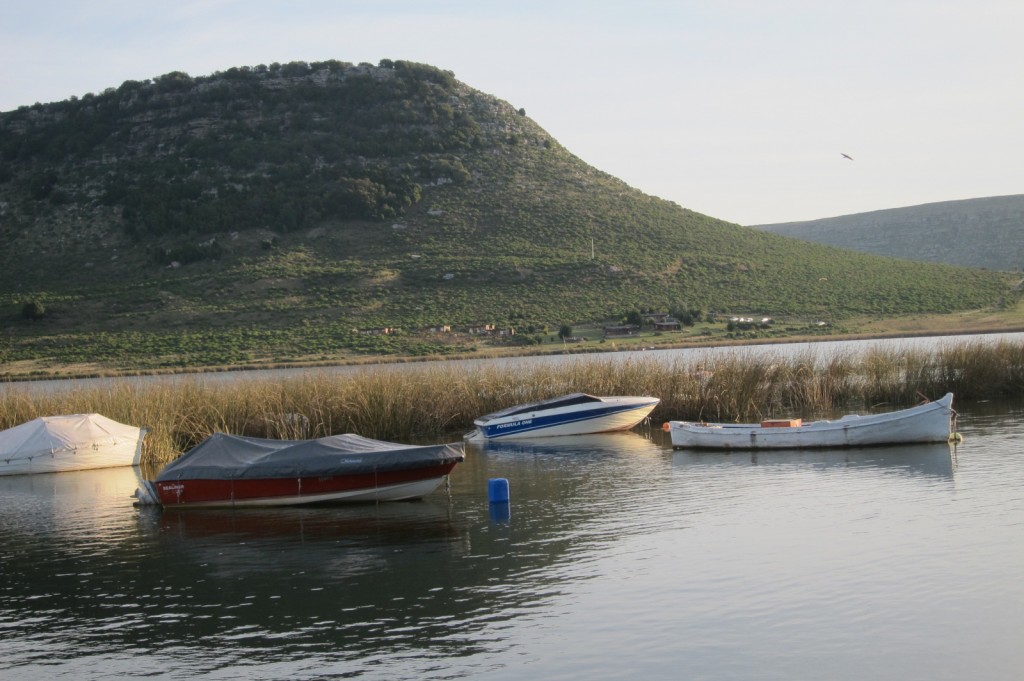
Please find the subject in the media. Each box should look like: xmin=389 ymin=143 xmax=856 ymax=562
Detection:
xmin=469 ymin=397 xmax=659 ymax=440
xmin=667 ymin=393 xmax=955 ymax=449
xmin=145 ymin=461 xmax=459 ymax=508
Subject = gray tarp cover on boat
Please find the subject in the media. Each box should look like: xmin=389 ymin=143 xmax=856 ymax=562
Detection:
xmin=155 ymin=433 xmax=464 ymax=481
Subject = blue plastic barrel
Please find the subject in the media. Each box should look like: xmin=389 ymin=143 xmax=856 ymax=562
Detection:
xmin=488 ymin=477 xmax=510 ymax=503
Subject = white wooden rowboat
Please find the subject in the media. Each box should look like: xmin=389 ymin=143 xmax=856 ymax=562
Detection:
xmin=664 ymin=393 xmax=956 ymax=449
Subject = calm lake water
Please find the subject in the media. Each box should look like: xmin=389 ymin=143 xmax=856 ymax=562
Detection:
xmin=2 ymin=398 xmax=1022 ymax=680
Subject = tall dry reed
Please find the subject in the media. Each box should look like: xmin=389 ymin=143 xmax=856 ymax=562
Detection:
xmin=2 ymin=338 xmax=1021 ymax=465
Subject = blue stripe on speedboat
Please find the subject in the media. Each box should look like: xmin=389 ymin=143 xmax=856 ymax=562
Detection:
xmin=480 ymin=404 xmax=647 ymax=439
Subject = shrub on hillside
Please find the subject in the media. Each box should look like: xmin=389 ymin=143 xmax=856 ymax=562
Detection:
xmin=21 ymin=300 xmax=46 ymax=320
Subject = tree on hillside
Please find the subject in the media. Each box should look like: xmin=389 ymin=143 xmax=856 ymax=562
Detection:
xmin=671 ymin=305 xmax=702 ymax=327
xmin=558 ymin=324 xmax=573 ymax=339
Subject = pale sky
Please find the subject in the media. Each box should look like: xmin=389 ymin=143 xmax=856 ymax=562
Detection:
xmin=2 ymin=0 xmax=1021 ymax=225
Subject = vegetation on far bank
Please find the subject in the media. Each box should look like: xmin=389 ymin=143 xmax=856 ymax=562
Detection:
xmin=2 ymin=302 xmax=1022 ymax=381
xmin=1 ymin=59 xmax=1018 ymax=378
xmin=2 ymin=337 xmax=1022 ymax=466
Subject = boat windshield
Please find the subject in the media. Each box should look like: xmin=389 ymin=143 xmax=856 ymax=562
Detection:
xmin=490 ymin=393 xmax=602 ymax=419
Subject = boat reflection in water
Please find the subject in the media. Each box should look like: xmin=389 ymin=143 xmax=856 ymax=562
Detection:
xmin=670 ymin=441 xmax=957 ymax=479
xmin=471 ymin=430 xmax=663 ymax=459
xmin=0 ymin=465 xmax=146 ymax=538
xmin=142 ymin=500 xmax=469 ymax=579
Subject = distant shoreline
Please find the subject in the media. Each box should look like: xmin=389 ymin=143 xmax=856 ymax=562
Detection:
xmin=4 ymin=324 xmax=1023 ymax=385
xmin=5 ymin=334 xmax=1024 ymax=465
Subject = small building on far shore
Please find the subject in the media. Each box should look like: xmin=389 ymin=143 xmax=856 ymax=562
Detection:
xmin=604 ymin=324 xmax=639 ymax=337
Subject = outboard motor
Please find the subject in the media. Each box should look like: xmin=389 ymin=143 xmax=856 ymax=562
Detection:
xmin=132 ymin=481 xmax=161 ymax=506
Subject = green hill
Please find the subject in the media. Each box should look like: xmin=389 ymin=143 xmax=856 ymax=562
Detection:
xmin=752 ymin=195 xmax=1024 ymax=271
xmin=0 ymin=60 xmax=1015 ymax=372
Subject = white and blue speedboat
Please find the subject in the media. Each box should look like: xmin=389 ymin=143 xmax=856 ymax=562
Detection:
xmin=466 ymin=393 xmax=660 ymax=441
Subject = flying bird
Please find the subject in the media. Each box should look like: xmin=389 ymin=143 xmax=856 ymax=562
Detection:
xmin=841 ymin=153 xmax=854 ymax=160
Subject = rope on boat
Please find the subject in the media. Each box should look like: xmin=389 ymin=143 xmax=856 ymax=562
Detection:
xmin=639 ymin=415 xmax=654 ymax=439
xmin=948 ymin=407 xmax=963 ymax=444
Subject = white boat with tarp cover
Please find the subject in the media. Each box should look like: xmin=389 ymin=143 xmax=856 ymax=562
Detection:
xmin=664 ymin=393 xmax=957 ymax=450
xmin=0 ymin=414 xmax=148 ymax=476
xmin=466 ymin=393 xmax=660 ymax=441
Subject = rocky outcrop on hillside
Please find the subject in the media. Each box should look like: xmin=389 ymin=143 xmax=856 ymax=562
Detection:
xmin=0 ymin=59 xmax=549 ymax=278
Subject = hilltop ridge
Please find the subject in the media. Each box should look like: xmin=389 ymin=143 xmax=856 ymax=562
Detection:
xmin=753 ymin=195 xmax=1024 ymax=271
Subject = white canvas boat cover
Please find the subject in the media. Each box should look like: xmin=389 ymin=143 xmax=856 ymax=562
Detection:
xmin=155 ymin=433 xmax=464 ymax=481
xmin=0 ymin=414 xmax=147 ymax=473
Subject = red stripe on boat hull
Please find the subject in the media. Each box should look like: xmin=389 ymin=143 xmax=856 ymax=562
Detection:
xmin=155 ymin=462 xmax=459 ymax=508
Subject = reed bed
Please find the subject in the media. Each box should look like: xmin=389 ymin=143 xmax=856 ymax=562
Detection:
xmin=2 ymin=339 xmax=1022 ymax=465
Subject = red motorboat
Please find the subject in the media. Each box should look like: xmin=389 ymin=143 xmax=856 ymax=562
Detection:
xmin=134 ymin=432 xmax=464 ymax=508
